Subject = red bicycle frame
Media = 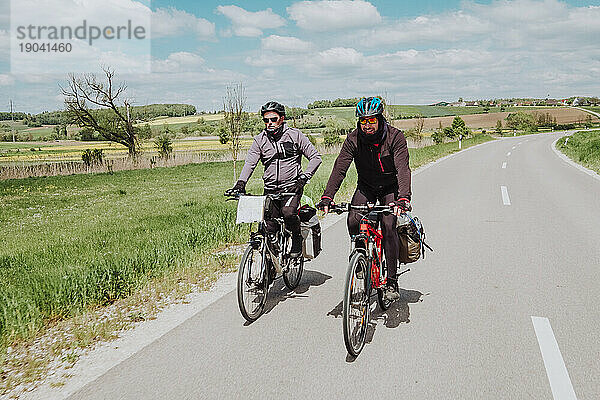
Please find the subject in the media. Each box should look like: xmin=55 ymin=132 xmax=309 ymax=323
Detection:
xmin=358 ymin=219 xmax=386 ymax=289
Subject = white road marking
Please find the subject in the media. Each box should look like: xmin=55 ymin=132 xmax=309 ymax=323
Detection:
xmin=502 ymin=162 xmax=507 ymax=169
xmin=512 ymin=146 xmax=516 ymax=149
xmin=531 ymin=317 xmax=577 ymax=400
xmin=507 ymin=152 xmax=512 ymax=156
xmin=500 ymin=186 xmax=511 ymax=205
xmin=518 ymin=142 xmax=522 ymax=145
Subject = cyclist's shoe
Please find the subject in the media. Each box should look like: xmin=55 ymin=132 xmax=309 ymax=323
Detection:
xmin=383 ymin=280 xmax=400 ymax=301
xmin=289 ymin=233 xmax=303 ymax=258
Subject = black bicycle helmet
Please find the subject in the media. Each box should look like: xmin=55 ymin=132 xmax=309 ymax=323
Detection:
xmin=355 ymin=97 xmax=384 ymax=118
xmin=260 ymin=101 xmax=286 ymax=117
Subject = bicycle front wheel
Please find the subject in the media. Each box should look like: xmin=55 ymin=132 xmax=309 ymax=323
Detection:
xmin=343 ymin=252 xmax=370 ymax=356
xmin=283 ymin=256 xmax=304 ymax=289
xmin=237 ymin=242 xmax=269 ymax=322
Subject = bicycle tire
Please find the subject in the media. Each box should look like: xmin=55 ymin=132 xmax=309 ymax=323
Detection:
xmin=282 ymin=256 xmax=304 ymax=289
xmin=343 ymin=252 xmax=370 ymax=356
xmin=237 ymin=242 xmax=269 ymax=322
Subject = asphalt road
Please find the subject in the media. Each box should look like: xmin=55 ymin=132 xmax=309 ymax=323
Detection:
xmin=66 ymin=132 xmax=600 ymax=399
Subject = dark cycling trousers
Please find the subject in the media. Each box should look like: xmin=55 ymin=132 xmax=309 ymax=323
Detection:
xmin=347 ymin=188 xmax=399 ymax=281
xmin=263 ymin=190 xmax=302 ymax=237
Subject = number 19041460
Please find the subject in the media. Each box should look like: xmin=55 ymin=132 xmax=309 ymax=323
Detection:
xmin=19 ymin=42 xmax=72 ymax=52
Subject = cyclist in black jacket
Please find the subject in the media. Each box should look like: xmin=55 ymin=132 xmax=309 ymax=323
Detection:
xmin=318 ymin=97 xmax=411 ymax=301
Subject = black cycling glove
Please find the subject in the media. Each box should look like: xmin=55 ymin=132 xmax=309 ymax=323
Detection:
xmin=291 ymin=173 xmax=309 ymax=193
xmin=317 ymin=196 xmax=333 ymax=211
xmin=394 ymin=198 xmax=412 ymax=212
xmin=224 ymin=180 xmax=246 ymax=196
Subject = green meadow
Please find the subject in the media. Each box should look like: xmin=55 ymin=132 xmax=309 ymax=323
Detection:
xmin=557 ymin=129 xmax=600 ymax=174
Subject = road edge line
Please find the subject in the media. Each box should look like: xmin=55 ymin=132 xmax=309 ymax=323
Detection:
xmin=551 ymin=135 xmax=600 ymax=182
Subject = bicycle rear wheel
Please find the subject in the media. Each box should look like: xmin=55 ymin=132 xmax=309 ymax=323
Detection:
xmin=343 ymin=252 xmax=370 ymax=356
xmin=237 ymin=242 xmax=269 ymax=322
xmin=283 ymin=256 xmax=304 ymax=289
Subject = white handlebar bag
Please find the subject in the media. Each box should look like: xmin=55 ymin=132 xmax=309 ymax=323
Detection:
xmin=236 ymin=196 xmax=267 ymax=224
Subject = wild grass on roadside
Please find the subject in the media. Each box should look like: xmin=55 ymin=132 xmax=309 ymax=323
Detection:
xmin=557 ymin=130 xmax=600 ymax=174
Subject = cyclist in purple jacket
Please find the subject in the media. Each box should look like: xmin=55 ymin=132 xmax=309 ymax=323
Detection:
xmin=317 ymin=97 xmax=412 ymax=301
xmin=226 ymin=101 xmax=322 ymax=258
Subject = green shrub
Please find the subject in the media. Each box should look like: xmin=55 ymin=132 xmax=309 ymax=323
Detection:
xmin=431 ymin=130 xmax=444 ymax=144
xmin=154 ymin=134 xmax=173 ymax=159
xmin=81 ymin=148 xmax=104 ymax=166
xmin=323 ymin=131 xmax=343 ymax=147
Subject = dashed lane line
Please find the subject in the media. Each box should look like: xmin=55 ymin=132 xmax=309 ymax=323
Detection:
xmin=531 ymin=317 xmax=577 ymax=400
xmin=500 ymin=186 xmax=511 ymax=205
xmin=502 ymin=162 xmax=507 ymax=169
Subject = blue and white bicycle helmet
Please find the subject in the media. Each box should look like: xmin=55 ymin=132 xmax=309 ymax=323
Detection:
xmin=355 ymin=97 xmax=384 ymax=118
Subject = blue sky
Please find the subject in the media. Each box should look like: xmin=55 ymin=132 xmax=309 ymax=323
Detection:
xmin=1 ymin=0 xmax=600 ymax=113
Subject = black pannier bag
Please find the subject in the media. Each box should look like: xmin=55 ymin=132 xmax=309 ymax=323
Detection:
xmin=298 ymin=205 xmax=321 ymax=259
xmin=397 ymin=212 xmax=431 ymax=263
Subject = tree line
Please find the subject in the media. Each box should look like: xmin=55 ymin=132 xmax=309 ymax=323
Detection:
xmin=0 ymin=104 xmax=197 ymax=125
xmin=307 ymin=97 xmax=361 ymax=109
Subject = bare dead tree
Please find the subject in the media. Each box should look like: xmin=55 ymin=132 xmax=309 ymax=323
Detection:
xmin=223 ymin=83 xmax=246 ymax=182
xmin=61 ymin=67 xmax=139 ymax=157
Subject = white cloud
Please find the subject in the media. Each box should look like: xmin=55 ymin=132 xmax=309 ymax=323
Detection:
xmin=152 ymin=52 xmax=205 ymax=73
xmin=314 ymin=47 xmax=364 ymax=68
xmin=355 ymin=0 xmax=600 ymax=50
xmin=16 ymin=74 xmax=59 ymax=84
xmin=216 ymin=5 xmax=285 ymax=37
xmin=10 ymin=0 xmax=152 ymax=74
xmin=287 ymin=0 xmax=381 ymax=31
xmin=152 ymin=7 xmax=215 ymax=40
xmin=11 ymin=0 xmax=151 ymax=27
xmin=261 ymin=35 xmax=312 ymax=53
xmin=0 ymin=74 xmax=15 ymax=85
xmin=364 ymin=11 xmax=489 ymax=46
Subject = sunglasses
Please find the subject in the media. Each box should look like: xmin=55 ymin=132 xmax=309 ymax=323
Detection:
xmin=359 ymin=117 xmax=378 ymax=125
xmin=263 ymin=117 xmax=279 ymax=123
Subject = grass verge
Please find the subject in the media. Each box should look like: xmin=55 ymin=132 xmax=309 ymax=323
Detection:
xmin=0 ymin=134 xmax=493 ymax=395
xmin=556 ymin=130 xmax=600 ymax=174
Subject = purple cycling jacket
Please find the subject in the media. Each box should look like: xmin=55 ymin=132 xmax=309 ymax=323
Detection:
xmin=237 ymin=124 xmax=322 ymax=191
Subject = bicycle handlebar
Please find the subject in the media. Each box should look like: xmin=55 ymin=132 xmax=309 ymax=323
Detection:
xmin=328 ymin=203 xmax=395 ymax=214
xmin=224 ymin=192 xmax=297 ymax=201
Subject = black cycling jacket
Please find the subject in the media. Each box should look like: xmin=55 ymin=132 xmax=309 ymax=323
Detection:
xmin=322 ymin=122 xmax=411 ymax=200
